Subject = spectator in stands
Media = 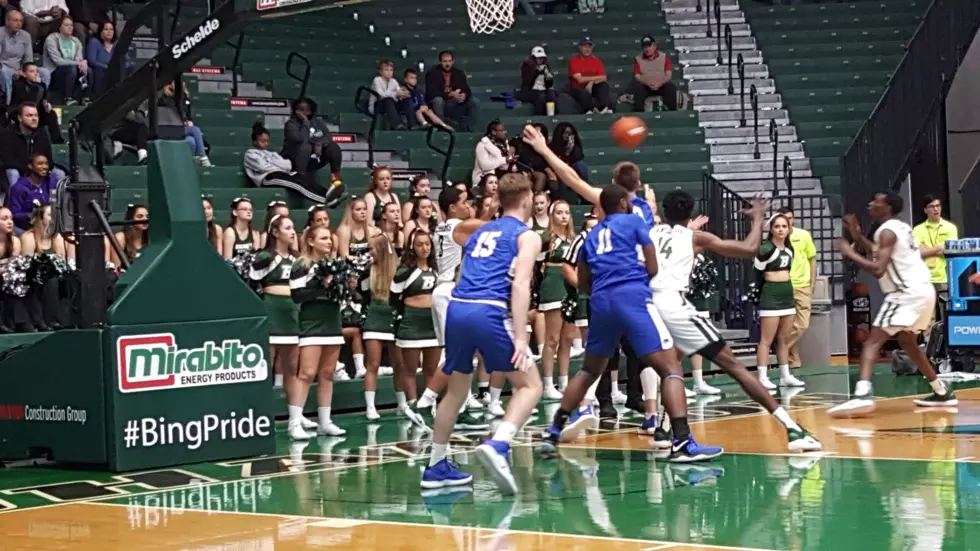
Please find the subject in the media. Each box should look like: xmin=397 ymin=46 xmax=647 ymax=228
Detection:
xmin=476 ymin=173 xmax=497 ymax=198
xmin=65 ymin=0 xmax=106 ymax=37
xmin=0 ymin=10 xmax=51 ymax=105
xmin=85 ymin=20 xmax=128 ymax=96
xmin=109 ymin=105 xmax=148 ymax=164
xmin=370 ymin=60 xmax=413 ymax=130
xmin=364 ymin=166 xmax=399 ymax=225
xmin=281 ymin=97 xmax=344 ymax=201
xmin=568 ymin=37 xmax=613 ymax=114
xmin=41 ymin=16 xmax=86 ymax=104
xmin=8 ymin=152 xmax=55 ymax=231
xmin=159 ymin=81 xmax=211 ymax=167
xmin=222 ymin=197 xmax=260 ymax=259
xmin=202 ymin=197 xmax=223 ymax=256
xmin=10 ymin=62 xmax=62 ymax=142
xmin=0 ymin=103 xmax=55 ymax=192
xmin=472 ymin=119 xmax=513 ymax=185
xmin=246 ymin=122 xmax=305 ymax=189
xmin=424 ymin=51 xmax=479 ymax=132
xmin=21 ymin=0 xmax=84 ymax=44
xmin=402 ymin=68 xmax=449 ymax=130
xmin=519 ymin=46 xmax=556 ymax=116
xmin=402 ymin=194 xmax=436 ymax=237
xmin=111 ymin=203 xmax=147 ymax=266
xmin=625 ymin=36 xmax=677 ymax=112
xmin=549 ymin=122 xmax=588 ymax=201
xmin=401 ymin=174 xmax=430 ymax=221
xmin=514 ymin=122 xmax=550 ymax=191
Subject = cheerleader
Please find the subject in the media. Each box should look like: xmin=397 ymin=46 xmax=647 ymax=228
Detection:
xmin=364 ymin=166 xmax=400 ymax=225
xmin=476 ymin=173 xmax=498 ymax=199
xmin=755 ymin=213 xmax=805 ymax=390
xmin=301 ymin=205 xmax=331 ymax=256
xmin=250 ymin=215 xmax=300 ymax=393
xmin=260 ymin=201 xmax=290 ymax=248
xmin=401 ymin=175 xmax=431 ymax=222
xmin=403 ymin=195 xmax=437 ymax=237
xmin=360 ymin=233 xmax=399 ymax=419
xmin=111 ymin=204 xmax=148 ymax=266
xmin=202 ymin=197 xmax=223 ymax=256
xmin=21 ymin=203 xmax=65 ymax=256
xmin=222 ymin=198 xmax=260 ymax=259
xmin=538 ymin=199 xmax=574 ymax=400
xmin=378 ymin=202 xmax=405 ymax=254
xmin=21 ymin=202 xmax=66 ymax=330
xmin=288 ymin=225 xmax=347 ymax=439
xmin=528 ymin=190 xmax=551 ymax=359
xmin=0 ymin=207 xmax=23 ymax=332
xmin=391 ymin=230 xmax=441 ymax=397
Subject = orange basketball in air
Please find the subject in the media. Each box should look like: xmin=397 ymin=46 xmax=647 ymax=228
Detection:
xmin=610 ymin=116 xmax=648 ymax=149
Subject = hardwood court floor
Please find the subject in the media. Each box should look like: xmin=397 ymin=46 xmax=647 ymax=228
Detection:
xmin=2 ymin=365 xmax=980 ymax=550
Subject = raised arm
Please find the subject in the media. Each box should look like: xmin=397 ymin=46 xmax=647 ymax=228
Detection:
xmin=453 ymin=218 xmax=488 ymax=246
xmin=522 ymin=125 xmax=601 ymax=205
xmin=694 ymin=199 xmax=766 ymax=258
xmin=839 ymin=229 xmax=895 ymax=278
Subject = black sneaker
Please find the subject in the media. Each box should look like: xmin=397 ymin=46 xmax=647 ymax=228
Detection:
xmin=913 ymin=390 xmax=958 ymax=407
xmin=324 ymin=180 xmax=346 ymax=208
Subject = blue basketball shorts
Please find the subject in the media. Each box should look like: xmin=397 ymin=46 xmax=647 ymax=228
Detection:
xmin=587 ymin=284 xmax=673 ymax=357
xmin=443 ymin=299 xmax=520 ymax=375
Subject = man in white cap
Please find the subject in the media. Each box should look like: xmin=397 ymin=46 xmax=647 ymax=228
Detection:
xmin=519 ymin=46 xmax=556 ymax=115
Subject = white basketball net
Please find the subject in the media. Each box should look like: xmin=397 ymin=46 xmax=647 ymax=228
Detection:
xmin=466 ymin=0 xmax=514 ymax=34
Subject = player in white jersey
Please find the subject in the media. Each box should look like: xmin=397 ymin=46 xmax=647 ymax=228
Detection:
xmin=649 ymin=191 xmax=821 ymax=451
xmin=832 ymin=191 xmax=956 ymax=417
xmin=415 ymin=187 xmax=488 ymax=418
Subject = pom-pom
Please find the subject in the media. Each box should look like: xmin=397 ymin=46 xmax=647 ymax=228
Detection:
xmin=686 ymin=255 xmax=719 ymax=302
xmin=743 ymin=281 xmax=761 ymax=306
xmin=313 ymin=257 xmax=350 ymax=302
xmin=0 ymin=255 xmax=32 ymax=297
xmin=227 ymin=252 xmax=262 ymax=293
xmin=342 ymin=300 xmax=365 ymax=327
xmin=561 ymin=294 xmax=578 ymax=324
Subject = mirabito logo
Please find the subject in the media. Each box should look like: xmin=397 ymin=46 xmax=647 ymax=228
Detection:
xmin=171 ymin=19 xmax=220 ymax=60
xmin=117 ymin=334 xmax=267 ymax=393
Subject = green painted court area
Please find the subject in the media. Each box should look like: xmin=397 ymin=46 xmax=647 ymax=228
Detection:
xmin=3 ymin=365 xmax=980 ymax=550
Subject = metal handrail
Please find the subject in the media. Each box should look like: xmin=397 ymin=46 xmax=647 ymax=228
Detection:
xmin=783 ymin=156 xmax=793 ymax=196
xmin=714 ymin=0 xmax=722 ymax=65
xmin=426 ymin=125 xmax=456 ymax=184
xmin=285 ymin=52 xmax=312 ymax=100
xmin=706 ymin=0 xmax=712 ymax=37
xmin=737 ymin=54 xmax=745 ymax=126
xmin=769 ymin=119 xmax=778 ymax=194
xmin=354 ymin=86 xmax=380 ymax=167
xmin=750 ymin=84 xmax=759 ymax=159
xmin=227 ymin=32 xmax=245 ymax=97
xmin=725 ymin=25 xmax=733 ymax=95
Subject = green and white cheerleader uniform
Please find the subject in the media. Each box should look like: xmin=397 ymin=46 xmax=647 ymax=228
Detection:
xmin=290 ymin=260 xmax=345 ymax=346
xmin=530 ymin=218 xmax=548 ymax=311
xmin=232 ymin=230 xmax=255 ymax=257
xmin=539 ymin=234 xmax=571 ymax=312
xmin=754 ymin=240 xmax=795 ymax=317
xmin=391 ymin=265 xmax=439 ymax=348
xmin=250 ymin=251 xmax=299 ymax=344
xmin=362 ymin=299 xmax=395 ymax=341
xmin=561 ymin=228 xmax=590 ymax=327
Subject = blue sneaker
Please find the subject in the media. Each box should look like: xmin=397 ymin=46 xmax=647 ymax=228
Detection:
xmin=559 ymin=406 xmax=600 ymax=443
xmin=668 ymin=437 xmax=724 ymax=463
xmin=475 ymin=440 xmax=518 ymax=495
xmin=420 ymin=458 xmax=474 ymax=489
xmin=638 ymin=415 xmax=658 ymax=435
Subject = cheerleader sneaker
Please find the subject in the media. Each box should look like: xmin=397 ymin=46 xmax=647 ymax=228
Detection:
xmin=693 ymin=382 xmax=722 ymax=395
xmin=685 ymin=387 xmax=696 ymax=399
xmin=379 ymin=366 xmax=394 ymax=376
xmin=779 ymin=374 xmax=806 ymax=388
xmin=487 ymin=400 xmax=506 ymax=417
xmin=542 ymin=386 xmax=563 ymax=401
xmin=570 ymin=344 xmax=585 ymax=358
xmin=317 ymin=422 xmax=346 ymax=437
xmin=611 ymin=390 xmax=628 ymax=405
xmin=465 ymin=394 xmax=484 ymax=410
xmin=288 ymin=422 xmax=312 ymax=441
xmin=354 ymin=366 xmax=367 ymax=379
xmin=759 ymin=375 xmax=777 ymax=390
xmin=299 ymin=416 xmax=318 ymax=430
xmin=334 ymin=369 xmax=350 ymax=382
xmin=366 ymin=408 xmax=381 ymax=421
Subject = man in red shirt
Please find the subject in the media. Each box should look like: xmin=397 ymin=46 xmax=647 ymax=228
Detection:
xmin=567 ymin=37 xmax=613 ymax=114
xmin=625 ymin=36 xmax=677 ymax=111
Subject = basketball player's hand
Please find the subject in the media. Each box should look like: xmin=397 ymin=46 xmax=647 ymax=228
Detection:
xmin=688 ymin=215 xmax=709 ymax=230
xmin=742 ymin=199 xmax=766 ymax=220
xmin=842 ymin=214 xmax=862 ymax=237
xmin=522 ymin=125 xmax=547 ymax=151
xmin=643 ymin=184 xmax=656 ymax=205
xmin=837 ymin=238 xmax=855 ymax=257
xmin=511 ymin=337 xmax=531 ymax=372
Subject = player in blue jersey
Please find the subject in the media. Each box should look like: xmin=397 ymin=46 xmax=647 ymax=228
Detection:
xmin=420 ymin=173 xmax=543 ymax=495
xmin=540 ymin=184 xmax=724 ymax=462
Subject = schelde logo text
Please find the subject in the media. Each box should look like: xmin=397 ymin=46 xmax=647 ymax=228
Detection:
xmin=172 ymin=19 xmax=220 ymax=59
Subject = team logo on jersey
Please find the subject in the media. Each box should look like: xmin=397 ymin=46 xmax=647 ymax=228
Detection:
xmin=117 ymin=334 xmax=267 ymax=393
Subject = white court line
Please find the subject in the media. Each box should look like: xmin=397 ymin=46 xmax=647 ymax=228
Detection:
xmin=82 ymin=502 xmax=782 ymax=551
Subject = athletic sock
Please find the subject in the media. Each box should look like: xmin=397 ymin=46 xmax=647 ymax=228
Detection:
xmin=779 ymin=364 xmax=791 ymax=380
xmin=421 ymin=388 xmax=439 ymax=402
xmin=492 ymin=421 xmax=518 ymax=444
xmin=854 ymin=380 xmax=872 ymax=397
xmin=364 ymin=391 xmax=376 ymax=411
xmin=274 ymin=373 xmax=284 ymax=387
xmin=287 ymin=404 xmax=303 ymax=424
xmin=551 ymin=408 xmax=572 ymax=430
xmin=478 ymin=381 xmax=490 ymax=400
xmin=558 ymin=375 xmax=568 ymax=390
xmin=692 ymin=367 xmax=704 ymax=387
xmin=396 ymin=391 xmax=407 ymax=409
xmin=670 ymin=416 xmax=691 ymax=442
xmin=772 ymin=407 xmax=801 ymax=431
xmin=429 ymin=443 xmax=447 ymax=467
xmin=758 ymin=365 xmax=770 ymax=380
xmin=572 ymin=338 xmax=582 ymax=349
xmin=490 ymin=386 xmax=503 ymax=404
xmin=544 ymin=376 xmax=554 ymax=389
xmin=929 ymin=378 xmax=948 ymax=396
xmin=317 ymin=407 xmax=332 ymax=427
xmin=353 ymin=353 xmax=365 ymax=372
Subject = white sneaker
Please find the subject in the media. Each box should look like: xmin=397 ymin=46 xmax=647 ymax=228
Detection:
xmin=600 ymin=107 xmax=613 ymax=114
xmin=759 ymin=375 xmax=777 ymax=390
xmin=334 ymin=369 xmax=350 ymax=382
xmin=685 ymin=387 xmax=696 ymax=398
xmin=417 ymin=393 xmax=437 ymax=409
xmin=299 ymin=416 xmax=318 ymax=430
xmin=288 ymin=422 xmax=311 ymax=440
xmin=317 ymin=422 xmax=347 ymax=436
xmin=612 ymin=390 xmax=627 ymax=405
xmin=488 ymin=400 xmax=506 ymax=417
xmin=481 ymin=392 xmax=493 ymax=406
xmin=465 ymin=394 xmax=483 ymax=410
xmin=400 ymin=405 xmax=429 ymax=430
xmin=780 ymin=374 xmax=806 ymax=387
xmin=379 ymin=366 xmax=394 ymax=376
xmin=570 ymin=345 xmax=585 ymax=358
xmin=827 ymin=398 xmax=876 ymax=418
xmin=542 ymin=386 xmax=563 ymax=401
xmin=693 ymin=382 xmax=722 ymax=395
xmin=354 ymin=367 xmax=367 ymax=379
xmin=366 ymin=408 xmax=380 ymax=421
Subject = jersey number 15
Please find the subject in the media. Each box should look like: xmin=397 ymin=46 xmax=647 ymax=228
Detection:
xmin=472 ymin=231 xmax=502 ymax=258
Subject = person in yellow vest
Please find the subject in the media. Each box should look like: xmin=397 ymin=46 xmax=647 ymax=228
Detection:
xmin=778 ymin=207 xmax=817 ymax=369
xmin=912 ymin=195 xmax=957 ymax=292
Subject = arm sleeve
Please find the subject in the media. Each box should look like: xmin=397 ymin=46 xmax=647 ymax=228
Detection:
xmin=664 ymin=56 xmax=672 ymax=72
xmin=283 ymin=120 xmax=306 ymax=145
xmin=85 ymin=38 xmax=104 ymax=68
xmin=633 ymin=59 xmax=641 ymax=75
xmin=424 ymin=70 xmax=440 ymax=103
xmin=44 ymin=35 xmax=76 ymax=67
xmin=804 ymin=235 xmax=817 ymax=260
xmin=389 ymin=266 xmax=410 ymax=311
xmin=248 ymin=251 xmax=278 ymax=281
xmin=754 ymin=241 xmax=776 ymax=270
xmin=289 ymin=262 xmax=324 ymax=304
xmin=8 ymin=186 xmax=29 ymax=228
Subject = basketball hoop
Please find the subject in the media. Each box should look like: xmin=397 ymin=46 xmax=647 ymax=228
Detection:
xmin=465 ymin=0 xmax=514 ymax=34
